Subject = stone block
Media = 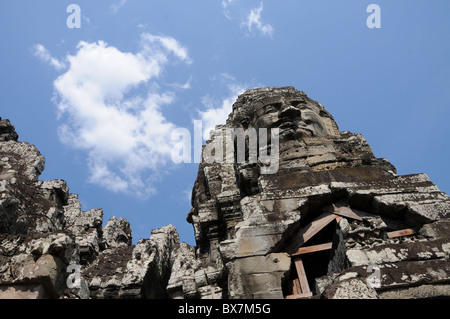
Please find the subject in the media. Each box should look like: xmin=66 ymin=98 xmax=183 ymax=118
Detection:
xmin=0 ymin=283 xmax=50 ymax=299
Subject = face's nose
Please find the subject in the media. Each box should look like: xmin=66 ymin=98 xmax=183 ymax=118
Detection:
xmin=279 ymin=103 xmax=301 ymax=119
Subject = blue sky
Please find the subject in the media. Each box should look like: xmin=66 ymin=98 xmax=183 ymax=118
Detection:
xmin=1 ymin=1 xmax=449 ymax=245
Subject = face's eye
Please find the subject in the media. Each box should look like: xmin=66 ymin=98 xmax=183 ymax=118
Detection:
xmin=290 ymin=100 xmax=305 ymax=108
xmin=263 ymin=103 xmax=281 ymax=114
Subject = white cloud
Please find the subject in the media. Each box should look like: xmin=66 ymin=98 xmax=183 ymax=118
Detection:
xmin=140 ymin=34 xmax=192 ymax=64
xmin=221 ymin=1 xmax=274 ymax=37
xmin=52 ymin=33 xmax=191 ymax=197
xmin=221 ymin=0 xmax=236 ymax=8
xmin=222 ymin=0 xmax=237 ymax=19
xmin=33 ymin=44 xmax=66 ymax=70
xmin=242 ymin=3 xmax=274 ymax=37
xmin=197 ymin=76 xmax=246 ymax=140
xmin=180 ymin=185 xmax=193 ymax=203
xmin=110 ymin=0 xmax=127 ymax=14
xmin=169 ymin=76 xmax=192 ymax=90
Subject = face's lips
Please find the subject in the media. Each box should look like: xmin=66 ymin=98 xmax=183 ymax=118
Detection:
xmin=278 ymin=120 xmax=312 ymax=132
xmin=278 ymin=121 xmax=295 ymax=130
xmin=277 ymin=120 xmax=315 ymax=140
xmin=295 ymin=127 xmax=314 ymax=137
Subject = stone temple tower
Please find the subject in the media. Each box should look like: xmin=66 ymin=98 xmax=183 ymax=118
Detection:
xmin=168 ymin=86 xmax=450 ymax=299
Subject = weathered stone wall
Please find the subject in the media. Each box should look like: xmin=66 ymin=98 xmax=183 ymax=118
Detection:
xmin=0 ymin=117 xmax=181 ymax=299
xmin=1 ymin=87 xmax=449 ymax=299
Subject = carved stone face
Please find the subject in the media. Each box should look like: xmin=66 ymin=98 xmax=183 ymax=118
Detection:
xmin=253 ymin=95 xmax=328 ymax=141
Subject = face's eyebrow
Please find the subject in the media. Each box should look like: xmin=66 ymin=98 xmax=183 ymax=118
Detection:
xmin=298 ymin=103 xmax=319 ymax=113
xmin=255 ymin=102 xmax=281 ymax=117
xmin=260 ymin=96 xmax=283 ymax=105
xmin=286 ymin=98 xmax=306 ymax=107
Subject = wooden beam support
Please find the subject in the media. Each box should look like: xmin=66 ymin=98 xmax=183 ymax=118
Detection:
xmin=294 ymin=257 xmax=310 ymax=294
xmin=387 ymin=228 xmax=416 ymax=239
xmin=285 ymin=292 xmax=313 ymax=299
xmin=324 ymin=204 xmax=364 ymax=221
xmin=291 ymin=242 xmax=333 ymax=256
xmin=292 ymin=279 xmax=300 ymax=295
xmin=286 ymin=213 xmax=337 ymax=253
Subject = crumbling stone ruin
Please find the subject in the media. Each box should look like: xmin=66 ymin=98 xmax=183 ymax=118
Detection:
xmin=1 ymin=87 xmax=449 ymax=299
xmin=0 ymin=116 xmax=179 ymax=299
